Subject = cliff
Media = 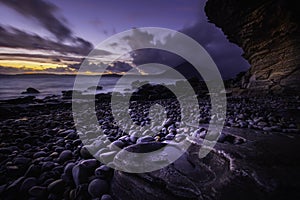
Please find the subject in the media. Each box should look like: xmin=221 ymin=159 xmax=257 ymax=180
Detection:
xmin=205 ymin=0 xmax=300 ymax=94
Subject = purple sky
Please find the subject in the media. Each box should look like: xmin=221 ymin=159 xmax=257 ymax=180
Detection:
xmin=0 ymin=0 xmax=249 ymax=78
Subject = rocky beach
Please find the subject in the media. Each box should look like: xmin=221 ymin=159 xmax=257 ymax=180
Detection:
xmin=0 ymin=89 xmax=299 ymax=200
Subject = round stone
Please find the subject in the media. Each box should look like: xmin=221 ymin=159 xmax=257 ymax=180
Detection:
xmin=58 ymin=150 xmax=73 ymax=163
xmin=88 ymin=179 xmax=109 ymax=198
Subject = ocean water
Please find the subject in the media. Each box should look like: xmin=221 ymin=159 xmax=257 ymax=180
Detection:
xmin=0 ymin=74 xmax=180 ymax=100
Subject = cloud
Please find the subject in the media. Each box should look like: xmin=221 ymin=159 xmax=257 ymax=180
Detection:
xmin=66 ymin=60 xmax=133 ymax=74
xmin=179 ymin=5 xmax=250 ymax=78
xmin=0 ymin=0 xmax=71 ymax=41
xmin=121 ymin=28 xmax=183 ymax=67
xmin=123 ymin=1 xmax=249 ymax=78
xmin=0 ymin=25 xmax=93 ymax=55
xmin=0 ymin=0 xmax=93 ymax=56
xmin=106 ymin=61 xmax=133 ymax=73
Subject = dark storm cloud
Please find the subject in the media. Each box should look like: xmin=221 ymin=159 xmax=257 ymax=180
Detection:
xmin=107 ymin=61 xmax=133 ymax=73
xmin=179 ymin=13 xmax=249 ymax=79
xmin=67 ymin=60 xmax=132 ymax=74
xmin=0 ymin=0 xmax=93 ymax=55
xmin=0 ymin=25 xmax=92 ymax=55
xmin=88 ymin=49 xmax=113 ymax=57
xmin=126 ymin=1 xmax=249 ymax=78
xmin=0 ymin=0 xmax=71 ymax=41
xmin=122 ymin=28 xmax=183 ymax=67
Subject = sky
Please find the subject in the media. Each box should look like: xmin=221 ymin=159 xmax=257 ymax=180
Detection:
xmin=0 ymin=0 xmax=249 ymax=78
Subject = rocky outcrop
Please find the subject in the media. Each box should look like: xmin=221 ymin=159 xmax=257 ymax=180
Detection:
xmin=21 ymin=87 xmax=40 ymax=94
xmin=205 ymin=0 xmax=300 ymax=94
xmin=110 ymin=128 xmax=300 ymax=200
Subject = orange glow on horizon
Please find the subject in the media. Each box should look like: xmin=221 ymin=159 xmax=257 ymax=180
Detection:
xmin=0 ymin=60 xmax=68 ymax=71
xmin=0 ymin=59 xmax=146 ymax=76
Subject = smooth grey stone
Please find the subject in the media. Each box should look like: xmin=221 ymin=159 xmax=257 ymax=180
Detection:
xmin=80 ymin=146 xmax=93 ymax=159
xmin=33 ymin=151 xmax=47 ymax=159
xmin=129 ymin=134 xmax=139 ymax=143
xmin=6 ymin=176 xmax=25 ymax=192
xmin=163 ymin=118 xmax=173 ymax=127
xmin=0 ymin=147 xmax=13 ymax=154
xmin=54 ymin=147 xmax=65 ymax=153
xmin=59 ymin=129 xmax=75 ymax=137
xmin=25 ymin=164 xmax=41 ymax=177
xmin=66 ymin=132 xmax=77 ymax=140
xmin=263 ymin=127 xmax=272 ymax=132
xmin=109 ymin=140 xmax=125 ymax=151
xmin=123 ymin=142 xmax=166 ymax=153
xmin=165 ymin=134 xmax=175 ymax=140
xmin=72 ymin=139 xmax=82 ymax=146
xmin=23 ymin=143 xmax=31 ymax=149
xmin=95 ymin=165 xmax=112 ymax=178
xmin=257 ymin=121 xmax=268 ymax=126
xmin=136 ymin=136 xmax=155 ymax=144
xmin=58 ymin=150 xmax=73 ymax=163
xmin=80 ymin=159 xmax=99 ymax=169
xmin=13 ymin=157 xmax=31 ymax=165
xmin=28 ymin=186 xmax=47 ymax=197
xmin=64 ymin=162 xmax=75 ymax=175
xmin=20 ymin=177 xmax=37 ymax=192
xmin=72 ymin=164 xmax=89 ymax=187
xmin=239 ymin=121 xmax=248 ymax=128
xmin=41 ymin=161 xmax=55 ymax=171
xmin=101 ymin=194 xmax=113 ymax=200
xmin=88 ymin=179 xmax=109 ymax=198
xmin=47 ymin=179 xmax=65 ymax=193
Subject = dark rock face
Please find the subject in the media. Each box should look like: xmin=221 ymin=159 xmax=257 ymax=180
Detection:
xmin=205 ymin=0 xmax=300 ymax=94
xmin=111 ymin=129 xmax=300 ymax=200
xmin=21 ymin=87 xmax=40 ymax=94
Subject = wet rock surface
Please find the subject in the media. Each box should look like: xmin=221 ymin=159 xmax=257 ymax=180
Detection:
xmin=112 ymin=128 xmax=300 ymax=200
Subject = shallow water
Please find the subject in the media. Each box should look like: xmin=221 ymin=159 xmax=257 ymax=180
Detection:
xmin=0 ymin=74 xmax=181 ymax=100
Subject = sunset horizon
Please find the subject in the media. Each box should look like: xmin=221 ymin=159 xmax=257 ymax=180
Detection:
xmin=0 ymin=0 xmax=249 ymax=78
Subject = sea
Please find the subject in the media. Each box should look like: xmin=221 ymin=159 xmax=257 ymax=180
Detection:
xmin=0 ymin=74 xmax=180 ymax=100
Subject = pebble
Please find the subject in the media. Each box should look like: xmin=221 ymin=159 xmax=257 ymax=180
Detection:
xmin=58 ymin=150 xmax=73 ymax=163
xmin=101 ymin=194 xmax=113 ymax=200
xmin=88 ymin=179 xmax=109 ymax=198
xmin=80 ymin=159 xmax=99 ymax=169
xmin=41 ymin=161 xmax=56 ymax=171
xmin=28 ymin=186 xmax=47 ymax=197
xmin=163 ymin=118 xmax=173 ymax=128
xmin=20 ymin=177 xmax=37 ymax=192
xmin=47 ymin=179 xmax=65 ymax=194
xmin=95 ymin=165 xmax=113 ymax=178
xmin=257 ymin=122 xmax=268 ymax=126
xmin=109 ymin=140 xmax=125 ymax=151
xmin=136 ymin=135 xmax=155 ymax=143
xmin=13 ymin=157 xmax=31 ymax=165
xmin=262 ymin=127 xmax=272 ymax=132
xmin=165 ymin=134 xmax=175 ymax=140
xmin=72 ymin=163 xmax=90 ymax=187
xmin=80 ymin=146 xmax=93 ymax=159
xmin=33 ymin=151 xmax=47 ymax=159
xmin=6 ymin=176 xmax=25 ymax=193
xmin=25 ymin=164 xmax=41 ymax=177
